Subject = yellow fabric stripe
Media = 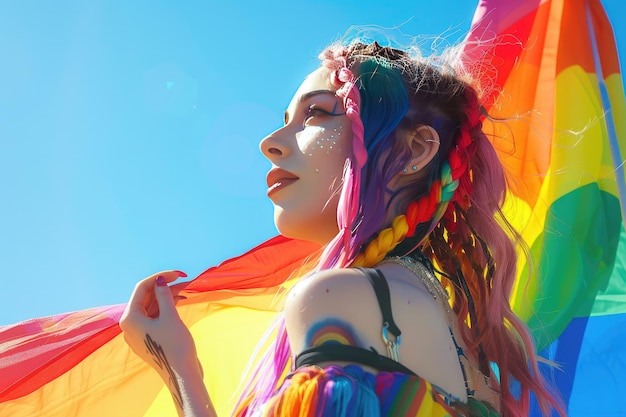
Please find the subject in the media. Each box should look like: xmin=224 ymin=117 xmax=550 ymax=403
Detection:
xmin=0 ymin=287 xmax=282 ymax=417
xmin=506 ymin=67 xmax=624 ymax=320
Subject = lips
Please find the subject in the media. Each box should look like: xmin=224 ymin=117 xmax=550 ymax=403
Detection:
xmin=266 ymin=168 xmax=299 ymax=197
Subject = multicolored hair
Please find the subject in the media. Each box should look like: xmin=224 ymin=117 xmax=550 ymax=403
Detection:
xmin=234 ymin=41 xmax=564 ymax=417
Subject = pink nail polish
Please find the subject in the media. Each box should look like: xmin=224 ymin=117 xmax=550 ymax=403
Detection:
xmin=174 ymin=270 xmax=188 ymax=278
xmin=156 ymin=275 xmax=166 ymax=286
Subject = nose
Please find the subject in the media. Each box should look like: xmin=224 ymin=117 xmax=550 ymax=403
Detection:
xmin=260 ymin=126 xmax=290 ymax=161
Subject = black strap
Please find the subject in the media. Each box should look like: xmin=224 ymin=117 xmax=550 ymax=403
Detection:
xmin=355 ymin=267 xmax=402 ymax=338
xmin=294 ymin=343 xmax=416 ymax=375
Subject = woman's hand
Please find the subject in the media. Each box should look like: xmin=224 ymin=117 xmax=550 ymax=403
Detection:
xmin=120 ymin=270 xmax=195 ymax=371
xmin=120 ymin=271 xmax=216 ymax=417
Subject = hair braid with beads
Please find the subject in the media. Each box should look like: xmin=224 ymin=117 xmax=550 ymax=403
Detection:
xmin=235 ymin=41 xmax=564 ymax=417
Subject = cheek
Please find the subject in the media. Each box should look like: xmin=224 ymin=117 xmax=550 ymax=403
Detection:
xmin=312 ymin=127 xmax=343 ymax=156
xmin=296 ymin=127 xmax=326 ymax=156
xmin=321 ymin=127 xmax=344 ymax=155
xmin=297 ymin=125 xmax=347 ymax=165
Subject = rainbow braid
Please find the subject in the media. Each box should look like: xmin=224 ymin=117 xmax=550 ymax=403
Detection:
xmin=351 ymin=161 xmax=454 ymax=267
xmin=351 ymin=91 xmax=480 ymax=268
xmin=448 ymin=91 xmax=481 ymax=210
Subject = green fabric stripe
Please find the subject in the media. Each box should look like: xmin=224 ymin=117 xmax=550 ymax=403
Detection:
xmin=515 ymin=184 xmax=622 ymax=350
xmin=591 ymin=224 xmax=626 ymax=316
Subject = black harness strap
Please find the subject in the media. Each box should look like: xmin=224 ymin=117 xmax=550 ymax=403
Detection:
xmin=295 ymin=343 xmax=416 ymax=375
xmin=356 ymin=267 xmax=402 ymax=338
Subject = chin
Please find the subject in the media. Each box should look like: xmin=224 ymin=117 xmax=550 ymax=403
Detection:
xmin=277 ymin=227 xmax=332 ymax=245
xmin=274 ymin=217 xmax=335 ymax=245
xmin=273 ymin=205 xmax=340 ymax=244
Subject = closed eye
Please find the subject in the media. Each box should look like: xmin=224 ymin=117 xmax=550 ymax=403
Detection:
xmin=303 ymin=104 xmax=345 ymax=126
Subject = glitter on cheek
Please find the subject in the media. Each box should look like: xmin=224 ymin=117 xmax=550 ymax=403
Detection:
xmin=296 ymin=126 xmax=326 ymax=154
xmin=328 ymin=126 xmax=343 ymax=154
xmin=299 ymin=124 xmax=345 ymax=158
xmin=299 ymin=125 xmax=345 ymax=157
xmin=321 ymin=126 xmax=344 ymax=155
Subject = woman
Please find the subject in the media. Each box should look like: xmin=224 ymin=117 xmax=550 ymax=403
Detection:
xmin=120 ymin=41 xmax=563 ymax=417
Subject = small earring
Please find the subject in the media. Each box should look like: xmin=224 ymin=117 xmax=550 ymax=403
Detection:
xmin=402 ymin=167 xmax=408 ymax=173
xmin=411 ymin=165 xmax=418 ymax=171
xmin=425 ymin=138 xmax=440 ymax=144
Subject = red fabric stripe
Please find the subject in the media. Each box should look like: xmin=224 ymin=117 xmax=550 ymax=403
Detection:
xmin=402 ymin=377 xmax=425 ymax=416
xmin=181 ymin=236 xmax=320 ymax=292
xmin=0 ymin=236 xmax=316 ymax=403
xmin=0 ymin=308 xmax=123 ymax=401
xmin=463 ymin=0 xmax=546 ymax=109
xmin=556 ymin=0 xmax=620 ymax=76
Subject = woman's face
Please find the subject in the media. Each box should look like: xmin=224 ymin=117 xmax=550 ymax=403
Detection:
xmin=260 ymin=67 xmax=353 ymax=244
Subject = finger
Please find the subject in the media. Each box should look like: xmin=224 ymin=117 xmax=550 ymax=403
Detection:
xmin=147 ymin=294 xmax=187 ymax=318
xmin=146 ymin=294 xmax=189 ymax=318
xmin=152 ymin=270 xmax=187 ymax=316
xmin=143 ymin=291 xmax=155 ymax=314
xmin=127 ymin=270 xmax=187 ymax=316
xmin=126 ymin=280 xmax=156 ymax=316
xmin=146 ymin=297 xmax=159 ymax=319
xmin=153 ymin=275 xmax=178 ymax=317
xmin=151 ymin=269 xmax=187 ymax=283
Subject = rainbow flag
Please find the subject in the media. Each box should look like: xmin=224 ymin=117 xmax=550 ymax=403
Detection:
xmin=462 ymin=0 xmax=626 ymax=415
xmin=0 ymin=236 xmax=320 ymax=416
xmin=1 ymin=1 xmax=624 ymax=416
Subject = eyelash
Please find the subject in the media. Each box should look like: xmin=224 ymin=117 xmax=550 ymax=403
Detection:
xmin=304 ymin=105 xmax=341 ymax=125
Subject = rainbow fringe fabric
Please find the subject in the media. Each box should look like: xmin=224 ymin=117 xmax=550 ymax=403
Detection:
xmin=253 ymin=365 xmax=498 ymax=417
xmin=1 ymin=0 xmax=625 ymax=416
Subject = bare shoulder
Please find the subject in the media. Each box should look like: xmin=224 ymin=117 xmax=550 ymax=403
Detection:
xmin=284 ymin=268 xmax=393 ymax=352
xmin=284 ymin=264 xmax=468 ymax=399
xmin=285 ymin=264 xmax=443 ymax=323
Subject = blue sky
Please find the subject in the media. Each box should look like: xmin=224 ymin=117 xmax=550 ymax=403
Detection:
xmin=1 ymin=0 xmax=624 ymax=325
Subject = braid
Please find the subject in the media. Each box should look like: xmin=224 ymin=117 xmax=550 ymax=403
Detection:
xmin=351 ymin=164 xmax=443 ymax=267
xmin=352 ymin=90 xmax=480 ymax=268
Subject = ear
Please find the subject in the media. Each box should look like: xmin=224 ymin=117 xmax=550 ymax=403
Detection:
xmin=400 ymin=125 xmax=440 ymax=175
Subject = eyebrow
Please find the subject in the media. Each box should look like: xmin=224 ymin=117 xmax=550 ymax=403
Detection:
xmin=284 ymin=89 xmax=338 ymax=124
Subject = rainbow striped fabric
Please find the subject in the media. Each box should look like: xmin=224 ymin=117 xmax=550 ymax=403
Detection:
xmin=0 ymin=1 xmax=624 ymax=416
xmin=0 ymin=236 xmax=320 ymax=416
xmin=462 ymin=0 xmax=626 ymax=414
xmin=252 ymin=365 xmax=498 ymax=417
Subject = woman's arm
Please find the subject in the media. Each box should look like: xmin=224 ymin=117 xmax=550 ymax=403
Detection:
xmin=119 ymin=271 xmax=218 ymax=417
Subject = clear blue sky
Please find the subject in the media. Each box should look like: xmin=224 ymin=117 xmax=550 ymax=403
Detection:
xmin=1 ymin=0 xmax=624 ymax=325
